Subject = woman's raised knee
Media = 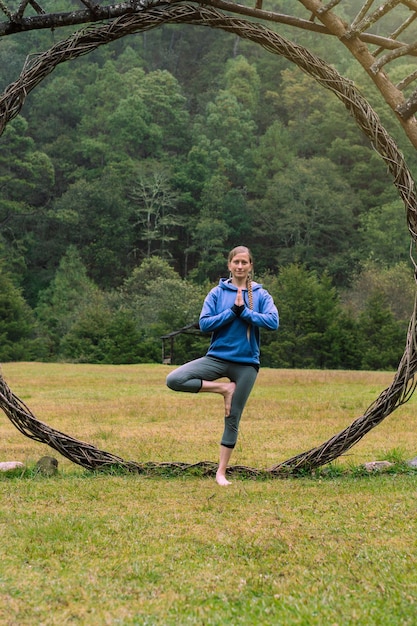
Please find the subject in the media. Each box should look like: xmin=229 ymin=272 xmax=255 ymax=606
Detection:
xmin=166 ymin=371 xmax=181 ymax=391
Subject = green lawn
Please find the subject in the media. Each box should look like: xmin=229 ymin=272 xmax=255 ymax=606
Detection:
xmin=1 ymin=363 xmax=416 ymax=625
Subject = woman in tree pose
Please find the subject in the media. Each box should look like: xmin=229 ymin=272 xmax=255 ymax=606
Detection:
xmin=166 ymin=246 xmax=279 ymax=486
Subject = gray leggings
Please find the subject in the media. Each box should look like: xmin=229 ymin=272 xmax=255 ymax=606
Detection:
xmin=166 ymin=356 xmax=258 ymax=448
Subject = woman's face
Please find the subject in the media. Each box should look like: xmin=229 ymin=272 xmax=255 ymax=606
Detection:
xmin=228 ymin=252 xmax=253 ymax=283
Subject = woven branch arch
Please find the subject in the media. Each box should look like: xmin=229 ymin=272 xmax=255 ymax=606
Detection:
xmin=1 ymin=5 xmax=417 ymax=476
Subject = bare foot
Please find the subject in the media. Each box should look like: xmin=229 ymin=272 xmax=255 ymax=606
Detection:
xmin=216 ymin=471 xmax=232 ymax=486
xmin=222 ymin=382 xmax=236 ymax=417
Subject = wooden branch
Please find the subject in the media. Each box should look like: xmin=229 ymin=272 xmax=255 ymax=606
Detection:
xmin=371 ymin=39 xmax=417 ymax=73
xmin=299 ymin=0 xmax=417 ymax=147
xmin=344 ymin=0 xmax=402 ymax=39
xmin=210 ymin=0 xmax=417 ymax=57
xmin=0 ymin=0 xmax=413 ymax=63
xmin=0 ymin=0 xmax=12 ymax=18
xmin=397 ymin=88 xmax=417 ymax=119
xmin=0 ymin=0 xmax=332 ymax=36
xmin=78 ymin=0 xmax=102 ymax=15
xmin=350 ymin=0 xmax=374 ymax=31
xmin=0 ymin=3 xmax=416 ymax=471
xmin=0 ymin=2 xmax=139 ymax=35
xmin=15 ymin=0 xmax=31 ymax=20
xmin=203 ymin=0 xmax=330 ymax=32
xmin=28 ymin=0 xmax=45 ymax=15
xmin=373 ymin=11 xmax=417 ymax=57
xmin=316 ymin=0 xmax=342 ymax=14
xmin=397 ymin=68 xmax=417 ymax=91
xmin=403 ymin=0 xmax=417 ymax=11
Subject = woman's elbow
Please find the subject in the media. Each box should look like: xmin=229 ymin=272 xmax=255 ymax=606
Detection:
xmin=270 ymin=315 xmax=279 ymax=330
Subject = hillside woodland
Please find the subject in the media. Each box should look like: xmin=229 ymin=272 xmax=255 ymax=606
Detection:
xmin=1 ymin=7 xmax=416 ymax=369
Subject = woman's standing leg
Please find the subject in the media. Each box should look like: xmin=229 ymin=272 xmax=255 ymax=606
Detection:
xmin=216 ymin=364 xmax=258 ymax=486
xmin=167 ymin=358 xmax=257 ymax=486
xmin=216 ymin=445 xmax=234 ymax=486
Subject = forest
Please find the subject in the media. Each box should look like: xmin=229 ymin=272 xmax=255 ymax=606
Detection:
xmin=1 ymin=3 xmax=416 ymax=369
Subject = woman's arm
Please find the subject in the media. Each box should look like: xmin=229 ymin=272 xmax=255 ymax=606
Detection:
xmin=199 ymin=289 xmax=237 ymax=333
xmin=240 ymin=291 xmax=279 ymax=330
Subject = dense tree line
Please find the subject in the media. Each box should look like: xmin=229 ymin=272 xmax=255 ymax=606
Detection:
xmin=0 ymin=13 xmax=416 ymax=369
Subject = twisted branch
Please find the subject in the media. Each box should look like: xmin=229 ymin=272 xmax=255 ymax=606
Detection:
xmin=1 ymin=5 xmax=417 ymax=475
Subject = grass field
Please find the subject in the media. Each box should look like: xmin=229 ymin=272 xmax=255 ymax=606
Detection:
xmin=1 ymin=363 xmax=417 ymax=625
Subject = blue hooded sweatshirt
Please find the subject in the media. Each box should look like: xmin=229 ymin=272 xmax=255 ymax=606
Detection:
xmin=199 ymin=278 xmax=279 ymax=366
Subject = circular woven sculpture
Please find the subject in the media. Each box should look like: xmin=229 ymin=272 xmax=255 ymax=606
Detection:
xmin=1 ymin=5 xmax=417 ymax=476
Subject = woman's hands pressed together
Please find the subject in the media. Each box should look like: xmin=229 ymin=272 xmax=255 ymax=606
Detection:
xmin=235 ymin=287 xmax=244 ymax=307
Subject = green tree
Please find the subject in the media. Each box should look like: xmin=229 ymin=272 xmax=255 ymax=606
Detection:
xmin=122 ymin=256 xmax=179 ymax=297
xmin=328 ymin=137 xmax=397 ymax=211
xmin=0 ymin=267 xmax=37 ymax=361
xmin=122 ymin=258 xmax=205 ymax=330
xmin=204 ymin=90 xmax=256 ymax=164
xmin=191 ymin=89 xmax=257 ymax=187
xmin=107 ymin=93 xmax=161 ymax=160
xmin=0 ymin=116 xmax=55 ymax=296
xmin=280 ymin=67 xmax=394 ymax=212
xmin=78 ymin=65 xmax=190 ymax=164
xmin=121 ymin=259 xmax=207 ymax=363
xmin=358 ymin=293 xmax=405 ymax=370
xmin=28 ymin=71 xmax=85 ymax=145
xmin=0 ymin=39 xmax=26 ymax=90
xmin=139 ymin=69 xmax=190 ymax=154
xmin=358 ymin=200 xmax=411 ymax=266
xmin=252 ymin=156 xmax=360 ymax=284
xmin=134 ymin=275 xmax=207 ymax=364
xmin=189 ymin=214 xmax=230 ymax=283
xmin=250 ymin=120 xmax=296 ymax=195
xmin=280 ymin=69 xmax=332 ymax=158
xmin=261 ymin=265 xmax=350 ymax=369
xmin=60 ymin=294 xmax=154 ymax=364
xmin=52 ymin=173 xmax=132 ymax=287
xmin=224 ymin=55 xmax=261 ymax=114
xmin=343 ymin=261 xmax=415 ymax=329
xmin=0 ymin=117 xmax=55 ymax=225
xmin=35 ymin=246 xmax=99 ymax=358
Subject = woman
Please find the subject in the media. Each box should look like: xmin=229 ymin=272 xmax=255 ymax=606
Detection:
xmin=166 ymin=246 xmax=279 ymax=486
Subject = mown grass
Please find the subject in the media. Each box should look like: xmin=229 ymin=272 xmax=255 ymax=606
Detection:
xmin=1 ymin=363 xmax=417 ymax=625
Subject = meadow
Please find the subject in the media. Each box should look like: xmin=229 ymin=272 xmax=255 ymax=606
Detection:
xmin=1 ymin=362 xmax=417 ymax=625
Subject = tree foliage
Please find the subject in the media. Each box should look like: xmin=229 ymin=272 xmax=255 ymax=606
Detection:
xmin=0 ymin=25 xmax=413 ymax=369
xmin=0 ymin=267 xmax=38 ymax=361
